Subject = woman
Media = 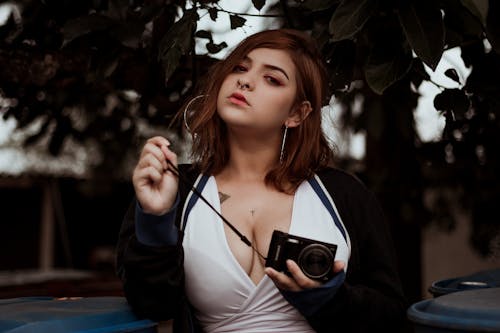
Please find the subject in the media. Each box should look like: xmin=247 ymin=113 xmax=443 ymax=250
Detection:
xmin=116 ymin=29 xmax=407 ymax=332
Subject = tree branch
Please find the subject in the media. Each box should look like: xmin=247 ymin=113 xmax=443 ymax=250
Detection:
xmin=198 ymin=4 xmax=283 ymax=18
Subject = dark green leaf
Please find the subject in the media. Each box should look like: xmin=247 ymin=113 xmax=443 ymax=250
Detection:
xmin=445 ymin=68 xmax=461 ymax=84
xmin=398 ymin=1 xmax=444 ymax=70
xmin=364 ymin=38 xmax=413 ymax=94
xmin=433 ymin=91 xmax=451 ymax=111
xmin=442 ymin=1 xmax=483 ymax=49
xmin=461 ymin=0 xmax=488 ymax=25
xmin=48 ymin=116 xmax=72 ymax=156
xmin=138 ymin=3 xmax=166 ymax=23
xmin=206 ymin=41 xmax=228 ymax=54
xmin=107 ymin=0 xmax=130 ymax=21
xmin=329 ymin=0 xmax=378 ymax=41
xmin=324 ymin=40 xmax=356 ymax=91
xmin=109 ymin=20 xmax=145 ymax=49
xmin=24 ymin=118 xmax=51 ymax=147
xmin=460 ymin=40 xmax=485 ymax=67
xmin=486 ymin=0 xmax=500 ymax=54
xmin=433 ymin=88 xmax=470 ymax=116
xmin=195 ymin=30 xmax=212 ymax=40
xmin=62 ymin=14 xmax=115 ymax=47
xmin=158 ymin=9 xmax=198 ymax=82
xmin=300 ymin=0 xmax=339 ymax=11
xmin=252 ymin=0 xmax=266 ymax=11
xmin=409 ymin=58 xmax=431 ymax=89
xmin=230 ymin=14 xmax=247 ymax=29
xmin=464 ymin=52 xmax=500 ymax=95
xmin=208 ymin=7 xmax=218 ymax=21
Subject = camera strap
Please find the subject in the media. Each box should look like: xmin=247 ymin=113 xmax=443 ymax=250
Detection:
xmin=167 ymin=160 xmax=267 ymax=261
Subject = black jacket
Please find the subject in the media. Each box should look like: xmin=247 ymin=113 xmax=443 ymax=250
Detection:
xmin=116 ymin=165 xmax=408 ymax=332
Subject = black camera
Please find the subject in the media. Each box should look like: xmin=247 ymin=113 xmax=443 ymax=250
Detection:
xmin=265 ymin=230 xmax=337 ymax=282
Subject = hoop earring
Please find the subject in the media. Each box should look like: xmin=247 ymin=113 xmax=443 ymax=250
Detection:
xmin=183 ymin=94 xmax=206 ymax=135
xmin=279 ymin=125 xmax=288 ymax=163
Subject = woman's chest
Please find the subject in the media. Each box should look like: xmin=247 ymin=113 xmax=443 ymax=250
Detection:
xmin=220 ymin=190 xmax=295 ymax=280
xmin=182 ymin=175 xmax=350 ymax=288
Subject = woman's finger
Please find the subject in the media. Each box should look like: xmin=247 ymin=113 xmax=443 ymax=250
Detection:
xmin=160 ymin=143 xmax=178 ymax=169
xmin=265 ymin=267 xmax=301 ymax=291
xmin=137 ymin=153 xmax=165 ymax=174
xmin=146 ymin=136 xmax=170 ymax=148
xmin=140 ymin=143 xmax=167 ymax=167
xmin=333 ymin=260 xmax=346 ymax=273
xmin=286 ymin=260 xmax=321 ymax=289
xmin=134 ymin=165 xmax=163 ymax=187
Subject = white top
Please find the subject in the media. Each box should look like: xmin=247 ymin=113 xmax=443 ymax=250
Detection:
xmin=182 ymin=176 xmax=350 ymax=333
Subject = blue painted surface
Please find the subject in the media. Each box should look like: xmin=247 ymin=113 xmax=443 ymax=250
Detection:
xmin=408 ymin=287 xmax=500 ymax=332
xmin=428 ymin=269 xmax=500 ymax=297
xmin=0 ymin=297 xmax=157 ymax=333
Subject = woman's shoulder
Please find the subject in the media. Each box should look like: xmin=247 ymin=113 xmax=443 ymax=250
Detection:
xmin=315 ymin=166 xmax=367 ymax=189
xmin=314 ymin=166 xmax=375 ymax=201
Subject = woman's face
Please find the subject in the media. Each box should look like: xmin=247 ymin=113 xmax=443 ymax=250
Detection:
xmin=216 ymin=48 xmax=298 ymax=135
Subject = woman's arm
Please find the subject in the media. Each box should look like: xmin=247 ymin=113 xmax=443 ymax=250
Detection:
xmin=116 ymin=199 xmax=185 ymax=321
xmin=306 ymin=170 xmax=408 ymax=332
xmin=116 ymin=163 xmax=197 ymax=321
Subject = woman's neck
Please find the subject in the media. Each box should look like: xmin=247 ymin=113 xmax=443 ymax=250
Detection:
xmin=219 ymin=133 xmax=280 ymax=182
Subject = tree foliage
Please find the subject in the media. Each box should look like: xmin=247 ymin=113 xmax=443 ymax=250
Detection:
xmin=1 ymin=0 xmax=500 ymax=258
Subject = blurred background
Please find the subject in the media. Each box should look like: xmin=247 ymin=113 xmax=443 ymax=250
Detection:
xmin=0 ymin=0 xmax=499 ymax=309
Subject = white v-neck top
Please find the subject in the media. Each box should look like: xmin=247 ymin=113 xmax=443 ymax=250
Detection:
xmin=182 ymin=176 xmax=350 ymax=332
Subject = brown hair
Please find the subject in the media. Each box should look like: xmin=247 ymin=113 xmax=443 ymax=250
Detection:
xmin=181 ymin=29 xmax=333 ymax=193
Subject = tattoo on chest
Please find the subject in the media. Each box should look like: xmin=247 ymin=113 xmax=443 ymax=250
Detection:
xmin=218 ymin=191 xmax=230 ymax=204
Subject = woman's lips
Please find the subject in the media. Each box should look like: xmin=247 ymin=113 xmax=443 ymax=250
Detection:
xmin=229 ymin=92 xmax=249 ymax=106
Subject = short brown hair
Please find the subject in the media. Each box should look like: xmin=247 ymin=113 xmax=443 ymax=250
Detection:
xmin=182 ymin=29 xmax=333 ymax=193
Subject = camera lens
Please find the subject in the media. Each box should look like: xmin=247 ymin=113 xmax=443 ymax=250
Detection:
xmin=298 ymin=244 xmax=334 ymax=280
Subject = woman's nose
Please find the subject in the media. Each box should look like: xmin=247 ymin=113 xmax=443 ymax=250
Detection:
xmin=236 ymin=73 xmax=254 ymax=91
xmin=237 ymin=79 xmax=250 ymax=90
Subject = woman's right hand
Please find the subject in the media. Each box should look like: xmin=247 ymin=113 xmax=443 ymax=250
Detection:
xmin=132 ymin=136 xmax=179 ymax=216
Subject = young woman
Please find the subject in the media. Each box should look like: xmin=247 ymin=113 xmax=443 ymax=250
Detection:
xmin=116 ymin=29 xmax=407 ymax=332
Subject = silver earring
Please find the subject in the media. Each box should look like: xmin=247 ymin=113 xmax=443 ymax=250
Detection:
xmin=183 ymin=94 xmax=206 ymax=136
xmin=280 ymin=125 xmax=288 ymax=163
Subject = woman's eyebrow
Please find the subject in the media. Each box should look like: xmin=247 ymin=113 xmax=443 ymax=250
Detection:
xmin=244 ymin=55 xmax=290 ymax=81
xmin=264 ymin=64 xmax=290 ymax=81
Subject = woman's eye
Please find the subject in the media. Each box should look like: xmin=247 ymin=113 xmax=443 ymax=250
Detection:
xmin=265 ymin=76 xmax=282 ymax=86
xmin=233 ymin=65 xmax=247 ymax=72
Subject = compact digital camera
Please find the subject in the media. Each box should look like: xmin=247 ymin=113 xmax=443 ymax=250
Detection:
xmin=265 ymin=230 xmax=337 ymax=282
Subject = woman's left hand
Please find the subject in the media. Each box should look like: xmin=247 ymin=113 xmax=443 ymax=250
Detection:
xmin=265 ymin=260 xmax=345 ymax=291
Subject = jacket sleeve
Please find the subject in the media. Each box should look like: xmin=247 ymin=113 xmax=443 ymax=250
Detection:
xmin=306 ymin=170 xmax=409 ymax=333
xmin=115 ymin=198 xmax=185 ymax=321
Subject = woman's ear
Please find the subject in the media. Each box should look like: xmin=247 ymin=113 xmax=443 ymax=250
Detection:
xmin=286 ymin=101 xmax=313 ymax=128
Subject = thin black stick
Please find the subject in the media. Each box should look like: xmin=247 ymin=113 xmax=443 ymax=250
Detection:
xmin=166 ymin=161 xmax=267 ymax=261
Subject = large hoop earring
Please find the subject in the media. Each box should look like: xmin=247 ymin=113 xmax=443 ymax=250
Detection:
xmin=279 ymin=125 xmax=288 ymax=164
xmin=183 ymin=94 xmax=206 ymax=135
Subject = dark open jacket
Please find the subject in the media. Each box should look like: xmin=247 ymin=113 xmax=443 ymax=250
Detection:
xmin=116 ymin=165 xmax=409 ymax=332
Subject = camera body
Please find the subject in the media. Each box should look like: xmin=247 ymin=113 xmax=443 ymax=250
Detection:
xmin=265 ymin=230 xmax=337 ymax=282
